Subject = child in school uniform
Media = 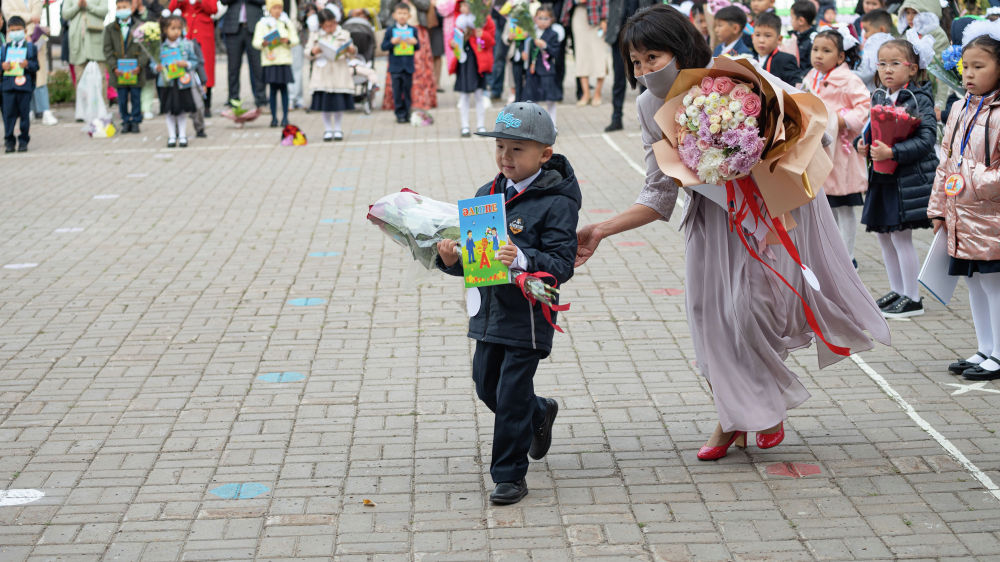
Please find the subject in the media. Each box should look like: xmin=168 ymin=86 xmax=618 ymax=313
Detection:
xmin=253 ymin=0 xmax=300 ymax=127
xmin=381 ymin=1 xmax=420 ymax=123
xmin=450 ymin=0 xmax=495 ymax=137
xmin=436 ymin=102 xmax=580 ymax=505
xmin=930 ymin=23 xmax=1000 ymax=380
xmin=306 ymin=8 xmax=357 ymax=141
xmin=712 ymin=6 xmax=753 ymax=57
xmin=751 ymin=12 xmax=801 ymax=86
xmin=1 ymin=16 xmax=38 ymax=153
xmin=523 ymin=3 xmax=561 ymax=125
xmin=801 ymin=28 xmax=870 ymax=265
xmin=155 ymin=14 xmax=199 ymax=148
xmin=856 ymin=37 xmax=938 ymax=318
xmin=104 ymin=0 xmax=149 ymax=134
xmin=856 ymin=9 xmax=895 ymax=91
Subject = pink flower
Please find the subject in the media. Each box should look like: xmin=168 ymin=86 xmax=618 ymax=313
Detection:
xmin=730 ymin=84 xmax=751 ymax=100
xmin=700 ymin=77 xmax=715 ymax=94
xmin=688 ymin=86 xmax=702 ymax=98
xmin=741 ymin=95 xmax=762 ymax=117
xmin=713 ymin=77 xmax=735 ymax=95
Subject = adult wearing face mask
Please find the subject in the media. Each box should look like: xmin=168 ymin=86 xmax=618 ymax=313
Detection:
xmin=62 ymin=0 xmax=109 ymax=103
xmin=220 ymin=0 xmax=267 ymax=108
xmin=2 ymin=0 xmax=57 ymax=125
xmin=168 ymin=0 xmax=219 ymax=115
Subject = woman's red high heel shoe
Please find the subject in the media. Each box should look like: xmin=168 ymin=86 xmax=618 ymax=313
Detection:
xmin=697 ymin=431 xmax=747 ymax=461
xmin=756 ymin=422 xmax=784 ymax=449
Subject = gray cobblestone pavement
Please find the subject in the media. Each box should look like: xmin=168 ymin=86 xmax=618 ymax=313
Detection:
xmin=1 ymin=61 xmax=999 ymax=561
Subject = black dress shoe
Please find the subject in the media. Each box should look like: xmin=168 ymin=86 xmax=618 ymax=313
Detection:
xmin=963 ymin=358 xmax=1000 ymax=381
xmin=950 ymin=352 xmax=989 ymax=375
xmin=196 ymin=130 xmax=207 ymax=138
xmin=528 ymin=398 xmax=558 ymax=460
xmin=270 ymin=117 xmax=279 ymax=127
xmin=133 ymin=123 xmax=140 ymax=134
xmin=490 ymin=479 xmax=528 ymax=505
xmin=875 ymin=291 xmax=901 ymax=309
xmin=604 ymin=119 xmax=623 ymax=132
xmin=5 ymin=144 xmax=15 ymax=153
xmin=16 ymin=144 xmax=27 ymax=152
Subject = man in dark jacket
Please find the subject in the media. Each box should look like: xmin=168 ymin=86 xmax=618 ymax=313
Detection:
xmin=605 ymin=0 xmax=655 ymax=132
xmin=437 ymin=102 xmax=581 ymax=506
xmin=220 ymin=0 xmax=266 ymax=108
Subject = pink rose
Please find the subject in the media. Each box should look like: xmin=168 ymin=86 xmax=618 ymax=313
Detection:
xmin=741 ymin=94 xmax=762 ymax=117
xmin=688 ymin=86 xmax=702 ymax=98
xmin=713 ymin=77 xmax=735 ymax=95
xmin=730 ymin=84 xmax=751 ymax=100
xmin=700 ymin=77 xmax=715 ymax=94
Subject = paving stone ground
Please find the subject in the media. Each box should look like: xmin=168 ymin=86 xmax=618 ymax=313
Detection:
xmin=1 ymin=56 xmax=999 ymax=561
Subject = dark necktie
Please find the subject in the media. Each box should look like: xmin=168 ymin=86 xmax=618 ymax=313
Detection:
xmin=505 ymin=184 xmax=518 ymax=202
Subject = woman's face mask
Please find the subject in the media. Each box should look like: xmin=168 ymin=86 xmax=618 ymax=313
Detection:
xmin=635 ymin=57 xmax=680 ymax=99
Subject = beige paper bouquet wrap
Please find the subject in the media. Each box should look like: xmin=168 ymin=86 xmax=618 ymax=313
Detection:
xmin=650 ymin=56 xmax=835 ymax=219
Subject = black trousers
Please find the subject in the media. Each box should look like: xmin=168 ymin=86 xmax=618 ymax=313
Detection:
xmin=2 ymin=90 xmax=30 ymax=146
xmin=224 ymin=25 xmax=266 ymax=106
xmin=611 ymin=39 xmax=626 ymax=122
xmin=472 ymin=341 xmax=547 ymax=483
xmin=511 ymin=61 xmax=525 ymax=102
xmin=391 ymin=71 xmax=412 ymax=120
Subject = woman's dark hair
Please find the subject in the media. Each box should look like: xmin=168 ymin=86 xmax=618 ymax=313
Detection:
xmin=964 ymin=34 xmax=1000 ymax=66
xmin=618 ymin=4 xmax=711 ymax=88
xmin=536 ymin=2 xmax=555 ymax=18
xmin=874 ymin=39 xmax=929 ymax=86
xmin=813 ymin=29 xmax=861 ymax=68
xmin=318 ymin=7 xmax=339 ymax=24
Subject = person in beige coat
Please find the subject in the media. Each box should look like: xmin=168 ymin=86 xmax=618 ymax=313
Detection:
xmin=2 ymin=0 xmax=57 ymax=124
xmin=62 ymin=0 xmax=109 ymax=101
xmin=306 ymin=8 xmax=356 ymax=141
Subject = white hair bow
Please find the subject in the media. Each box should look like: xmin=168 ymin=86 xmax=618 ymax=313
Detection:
xmin=963 ymin=19 xmax=1000 ymax=47
xmin=904 ymin=28 xmax=935 ymax=69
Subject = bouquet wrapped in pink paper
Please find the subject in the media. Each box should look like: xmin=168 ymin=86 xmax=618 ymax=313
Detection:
xmin=868 ymin=104 xmax=920 ymax=175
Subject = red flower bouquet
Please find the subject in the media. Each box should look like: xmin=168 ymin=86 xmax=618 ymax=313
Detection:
xmin=869 ymin=104 xmax=920 ymax=174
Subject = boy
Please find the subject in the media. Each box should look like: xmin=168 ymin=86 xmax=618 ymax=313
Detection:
xmin=380 ymin=1 xmax=419 ymax=124
xmin=789 ymin=0 xmax=818 ymax=74
xmin=858 ymin=9 xmax=895 ymax=90
xmin=712 ymin=6 xmax=753 ymax=57
xmin=436 ymin=102 xmax=581 ymax=506
xmin=752 ymin=13 xmax=801 ymax=86
xmin=104 ymin=0 xmax=149 ymax=134
xmin=749 ymin=0 xmax=776 ymax=20
xmin=1 ymin=16 xmax=38 ymax=153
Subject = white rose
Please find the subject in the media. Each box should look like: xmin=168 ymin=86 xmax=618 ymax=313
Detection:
xmin=709 ymin=114 xmax=721 ymax=124
xmin=678 ymin=114 xmax=688 ymax=126
xmin=709 ymin=123 xmax=721 ymax=134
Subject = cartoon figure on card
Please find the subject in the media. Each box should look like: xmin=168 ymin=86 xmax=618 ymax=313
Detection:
xmin=466 ymin=230 xmax=476 ymax=263
xmin=492 ymin=227 xmax=499 ymax=251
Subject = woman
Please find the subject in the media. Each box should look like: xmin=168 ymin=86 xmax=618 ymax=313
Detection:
xmin=380 ymin=0 xmax=438 ymax=112
xmin=561 ymin=0 xmax=608 ymax=106
xmin=168 ymin=0 xmax=219 ymax=115
xmin=574 ymin=5 xmax=889 ymax=460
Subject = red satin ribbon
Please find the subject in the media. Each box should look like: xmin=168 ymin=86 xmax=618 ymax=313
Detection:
xmin=724 ymin=177 xmax=851 ymax=357
xmin=514 ymin=271 xmax=570 ymax=333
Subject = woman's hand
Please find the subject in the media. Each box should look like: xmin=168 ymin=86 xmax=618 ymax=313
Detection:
xmin=437 ymin=240 xmax=459 ymax=267
xmin=575 ymin=224 xmax=603 ymax=267
xmin=870 ymin=140 xmax=892 ymax=162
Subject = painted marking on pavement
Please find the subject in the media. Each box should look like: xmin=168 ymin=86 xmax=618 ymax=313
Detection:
xmin=766 ymin=462 xmax=822 ymax=478
xmin=3 ymin=263 xmax=37 ymax=269
xmin=93 ymin=194 xmax=119 ymax=200
xmin=603 ymin=132 xmax=686 ymax=211
xmin=287 ymin=298 xmax=326 ymax=306
xmin=946 ymin=382 xmax=1000 ymax=396
xmin=308 ymin=252 xmax=342 ymax=257
xmin=127 ymin=173 xmax=148 ymax=178
xmin=330 ymin=187 xmax=355 ymax=191
xmin=0 ymin=489 xmax=44 ymax=506
xmin=651 ymin=288 xmax=684 ymax=296
xmin=320 ymin=219 xmax=348 ymax=224
xmin=208 ymin=483 xmax=270 ymax=499
xmin=852 ymin=354 xmax=1000 ymax=502
xmin=257 ymin=372 xmax=306 ymax=383
xmin=54 ymin=227 xmax=84 ymax=233
xmin=616 ymin=241 xmax=647 ymax=247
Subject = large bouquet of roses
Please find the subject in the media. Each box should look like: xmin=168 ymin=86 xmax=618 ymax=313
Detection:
xmin=366 ymin=190 xmax=461 ymax=270
xmin=675 ymin=76 xmax=766 ymax=185
xmin=868 ymin=102 xmax=920 ymax=174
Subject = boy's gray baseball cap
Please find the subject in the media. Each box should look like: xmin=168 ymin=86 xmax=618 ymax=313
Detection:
xmin=475 ymin=102 xmax=557 ymax=145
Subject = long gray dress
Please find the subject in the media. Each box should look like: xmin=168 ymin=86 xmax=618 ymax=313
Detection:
xmin=635 ymin=83 xmax=891 ymax=433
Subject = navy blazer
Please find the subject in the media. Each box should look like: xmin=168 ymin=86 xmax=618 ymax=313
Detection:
xmin=528 ymin=28 xmax=560 ymax=76
xmin=759 ymin=50 xmax=802 ymax=87
xmin=1 ymin=41 xmax=38 ymax=92
xmin=381 ymin=24 xmax=420 ymax=74
xmin=713 ymin=36 xmax=754 ymax=57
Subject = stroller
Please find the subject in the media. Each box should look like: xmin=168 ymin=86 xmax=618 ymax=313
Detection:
xmin=342 ymin=16 xmax=378 ymax=114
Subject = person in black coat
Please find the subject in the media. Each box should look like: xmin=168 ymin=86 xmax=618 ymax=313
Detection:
xmin=752 ymin=12 xmax=801 ymax=85
xmin=605 ymin=0 xmax=655 ymax=131
xmin=221 ymin=0 xmax=267 ymax=107
xmin=855 ymin=63 xmax=938 ymax=318
xmin=436 ymin=102 xmax=580 ymax=506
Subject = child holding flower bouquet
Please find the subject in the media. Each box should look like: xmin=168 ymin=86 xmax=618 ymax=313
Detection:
xmin=929 ymin=25 xmax=1000 ymax=380
xmin=450 ymin=0 xmax=495 ymax=137
xmin=575 ymin=5 xmax=888 ymax=462
xmin=801 ymin=28 xmax=869 ymax=265
xmin=856 ymin=37 xmax=938 ymax=319
xmin=436 ymin=102 xmax=581 ymax=505
xmin=523 ymin=4 xmax=562 ymax=125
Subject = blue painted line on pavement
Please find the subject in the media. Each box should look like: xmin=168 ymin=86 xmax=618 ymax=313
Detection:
xmin=329 ymin=186 xmax=355 ymax=191
xmin=351 ymin=129 xmax=370 ymax=134
xmin=209 ymin=483 xmax=271 ymax=499
xmin=337 ymin=167 xmax=360 ymax=172
xmin=308 ymin=252 xmax=342 ymax=257
xmin=257 ymin=372 xmax=306 ymax=383
xmin=287 ymin=298 xmax=326 ymax=306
